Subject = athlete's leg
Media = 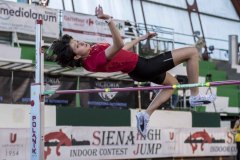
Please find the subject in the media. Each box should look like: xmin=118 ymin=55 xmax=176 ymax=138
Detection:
xmin=171 ymin=47 xmax=199 ymax=96
xmin=171 ymin=47 xmax=216 ymax=106
xmin=146 ymin=72 xmax=178 ymax=116
xmin=136 ymin=72 xmax=178 ymax=137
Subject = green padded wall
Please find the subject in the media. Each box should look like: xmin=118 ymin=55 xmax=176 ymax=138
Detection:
xmin=199 ymin=61 xmax=239 ymax=107
xmin=192 ymin=112 xmax=220 ymax=127
xmin=19 ymin=44 xmax=35 ymax=60
xmin=199 ymin=61 xmax=216 ymax=70
xmin=56 ymin=107 xmax=131 ymax=126
xmin=217 ymin=86 xmax=239 ymax=107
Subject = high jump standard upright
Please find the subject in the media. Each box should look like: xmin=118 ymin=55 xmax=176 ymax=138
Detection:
xmin=30 ymin=19 xmax=44 ymax=160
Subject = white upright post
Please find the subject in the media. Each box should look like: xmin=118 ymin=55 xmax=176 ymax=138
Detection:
xmin=30 ymin=19 xmax=44 ymax=160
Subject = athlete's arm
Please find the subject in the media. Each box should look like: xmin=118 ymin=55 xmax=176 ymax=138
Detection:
xmin=95 ymin=5 xmax=124 ymax=60
xmin=123 ymin=32 xmax=157 ymax=51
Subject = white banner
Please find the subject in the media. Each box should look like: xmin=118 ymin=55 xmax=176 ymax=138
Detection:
xmin=44 ymin=127 xmax=165 ymax=160
xmin=179 ymin=128 xmax=237 ymax=157
xmin=62 ymin=11 xmax=125 ymax=44
xmin=0 ymin=0 xmax=59 ymax=38
xmin=0 ymin=128 xmax=29 ymax=160
xmin=0 ymin=127 xmax=236 ymax=160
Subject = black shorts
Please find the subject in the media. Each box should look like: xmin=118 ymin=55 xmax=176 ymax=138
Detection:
xmin=128 ymin=51 xmax=175 ymax=84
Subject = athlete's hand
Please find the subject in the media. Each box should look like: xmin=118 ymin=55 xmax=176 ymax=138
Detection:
xmin=95 ymin=5 xmax=112 ymax=20
xmin=139 ymin=32 xmax=157 ymax=41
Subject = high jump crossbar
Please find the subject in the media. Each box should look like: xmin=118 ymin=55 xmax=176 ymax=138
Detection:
xmin=44 ymin=80 xmax=240 ymax=95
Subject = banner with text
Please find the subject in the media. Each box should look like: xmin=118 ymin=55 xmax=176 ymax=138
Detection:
xmin=0 ymin=128 xmax=29 ymax=160
xmin=0 ymin=127 xmax=236 ymax=160
xmin=179 ymin=128 xmax=236 ymax=156
xmin=62 ymin=11 xmax=125 ymax=44
xmin=0 ymin=70 xmax=77 ymax=106
xmin=87 ymin=78 xmax=135 ymax=109
xmin=0 ymin=0 xmax=59 ymax=38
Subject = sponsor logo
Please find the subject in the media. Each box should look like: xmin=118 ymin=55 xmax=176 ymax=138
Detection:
xmin=44 ymin=128 xmax=162 ymax=159
xmin=95 ymin=81 xmax=119 ymax=101
xmin=184 ymin=129 xmax=225 ymax=154
xmin=2 ymin=133 xmax=22 ymax=157
xmin=169 ymin=132 xmax=174 ymax=140
xmin=10 ymin=133 xmax=17 ymax=143
xmin=63 ymin=15 xmax=85 ymax=26
xmin=0 ymin=2 xmax=11 ymax=19
xmin=116 ymin=23 xmax=123 ymax=30
xmin=86 ymin=18 xmax=94 ymax=26
xmin=0 ymin=2 xmax=57 ymax=21
xmin=44 ymin=77 xmax=60 ymax=91
xmin=31 ymin=115 xmax=37 ymax=154
xmin=44 ymin=129 xmax=73 ymax=159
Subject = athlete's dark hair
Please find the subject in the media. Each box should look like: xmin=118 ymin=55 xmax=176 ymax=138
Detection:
xmin=50 ymin=34 xmax=82 ymax=68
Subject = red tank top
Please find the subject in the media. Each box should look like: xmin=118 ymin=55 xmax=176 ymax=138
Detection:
xmin=83 ymin=43 xmax=138 ymax=73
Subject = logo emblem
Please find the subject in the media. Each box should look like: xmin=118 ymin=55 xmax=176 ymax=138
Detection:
xmin=95 ymin=81 xmax=119 ymax=101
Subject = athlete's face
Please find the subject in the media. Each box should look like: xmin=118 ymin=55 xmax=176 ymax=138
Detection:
xmin=69 ymin=39 xmax=90 ymax=60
